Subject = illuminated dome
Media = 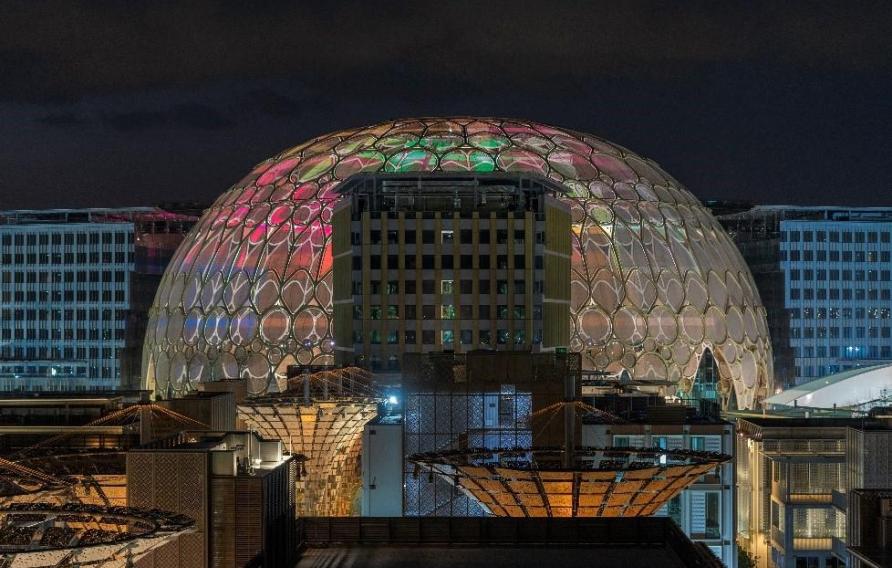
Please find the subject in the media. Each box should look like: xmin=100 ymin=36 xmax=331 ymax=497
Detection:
xmin=143 ymin=117 xmax=772 ymax=408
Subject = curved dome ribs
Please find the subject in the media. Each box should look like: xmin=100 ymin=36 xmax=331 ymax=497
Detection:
xmin=144 ymin=117 xmax=773 ymax=408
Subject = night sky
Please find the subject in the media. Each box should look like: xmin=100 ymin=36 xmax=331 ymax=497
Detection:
xmin=2 ymin=1 xmax=891 ymax=210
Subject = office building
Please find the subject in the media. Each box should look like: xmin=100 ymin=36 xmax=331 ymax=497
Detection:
xmin=331 ymin=173 xmax=572 ymax=372
xmin=127 ymin=430 xmax=297 ymax=568
xmin=0 ymin=208 xmax=197 ymax=392
xmin=717 ymin=206 xmax=892 ymax=386
xmin=582 ymin=395 xmax=736 ymax=566
xmin=145 ymin=117 xmax=772 ymax=409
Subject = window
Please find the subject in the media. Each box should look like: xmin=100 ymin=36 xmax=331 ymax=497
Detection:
xmin=441 ymin=305 xmax=456 ymax=319
xmin=497 ymin=305 xmax=509 ymax=319
xmin=387 ymin=305 xmax=399 ymax=319
xmin=460 ymin=280 xmax=473 ymax=294
xmin=387 ymin=281 xmax=399 ymax=294
xmin=441 ymin=280 xmax=455 ymax=294
xmin=460 ymin=255 xmax=473 ymax=269
xmin=441 ymin=230 xmax=454 ymax=243
xmin=422 ymin=280 xmax=435 ymax=294
xmin=460 ymin=329 xmax=472 ymax=344
xmin=441 ymin=330 xmax=454 ymax=344
xmin=422 ymin=305 xmax=435 ymax=320
xmin=422 ymin=330 xmax=435 ymax=345
xmin=514 ymin=280 xmax=525 ymax=294
xmin=479 ymin=305 xmax=490 ymax=319
xmin=405 ymin=330 xmax=416 ymax=344
xmin=497 ymin=280 xmax=508 ymax=294
xmin=369 ymin=306 xmax=382 ymax=320
xmin=405 ymin=305 xmax=417 ymax=320
xmin=422 ymin=230 xmax=434 ymax=244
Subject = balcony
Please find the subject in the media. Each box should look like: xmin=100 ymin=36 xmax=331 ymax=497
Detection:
xmin=770 ymin=526 xmax=785 ymax=550
xmin=831 ymin=489 xmax=847 ymax=510
xmin=788 ymin=493 xmax=833 ymax=505
xmin=793 ymin=537 xmax=833 ymax=551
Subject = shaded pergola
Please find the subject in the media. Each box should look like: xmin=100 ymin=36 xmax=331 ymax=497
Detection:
xmin=410 ymin=447 xmax=728 ymax=518
xmin=238 ymin=367 xmax=379 ymax=516
xmin=0 ymin=503 xmax=194 ymax=567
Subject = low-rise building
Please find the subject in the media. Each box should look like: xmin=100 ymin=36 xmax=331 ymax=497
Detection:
xmin=127 ymin=430 xmax=297 ymax=568
xmin=736 ymin=414 xmax=892 ymax=568
xmin=583 ymin=395 xmax=736 ymax=567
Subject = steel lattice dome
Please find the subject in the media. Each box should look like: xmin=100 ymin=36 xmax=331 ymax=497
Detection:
xmin=143 ymin=117 xmax=772 ymax=408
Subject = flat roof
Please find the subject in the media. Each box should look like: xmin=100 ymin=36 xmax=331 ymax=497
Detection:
xmin=298 ymin=547 xmax=689 ymax=568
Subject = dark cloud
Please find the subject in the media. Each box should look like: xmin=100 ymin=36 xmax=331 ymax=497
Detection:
xmin=103 ymin=110 xmax=168 ymax=132
xmin=0 ymin=1 xmax=890 ymax=209
xmin=97 ymin=102 xmax=233 ymax=132
xmin=244 ymin=89 xmax=303 ymax=118
xmin=1 ymin=1 xmax=890 ymax=103
xmin=36 ymin=112 xmax=84 ymax=127
xmin=169 ymin=103 xmax=234 ymax=130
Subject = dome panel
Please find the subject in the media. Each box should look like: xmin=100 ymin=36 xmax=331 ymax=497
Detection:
xmin=143 ymin=117 xmax=772 ymax=407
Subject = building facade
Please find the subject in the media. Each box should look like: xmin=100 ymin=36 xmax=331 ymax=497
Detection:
xmin=718 ymin=206 xmax=892 ymax=387
xmin=846 ymin=489 xmax=892 ymax=568
xmin=332 ymin=173 xmax=571 ymax=372
xmin=127 ymin=430 xmax=296 ymax=568
xmin=0 ymin=208 xmax=196 ymax=391
xmin=582 ymin=396 xmax=737 ymax=567
xmin=735 ymin=415 xmax=892 ymax=568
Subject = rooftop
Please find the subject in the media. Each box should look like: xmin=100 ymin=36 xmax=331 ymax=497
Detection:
xmin=765 ymin=364 xmax=892 ymax=410
xmin=299 ymin=517 xmax=723 ymax=568
xmin=0 ymin=207 xmax=198 ymax=226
